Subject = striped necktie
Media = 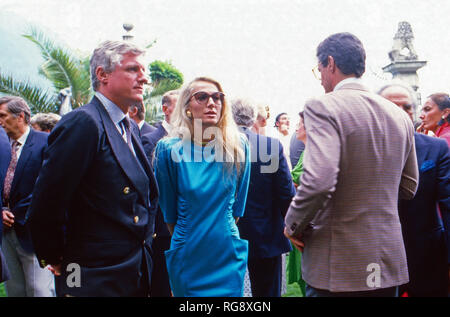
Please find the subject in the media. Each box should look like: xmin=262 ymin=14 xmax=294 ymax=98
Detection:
xmin=121 ymin=117 xmax=134 ymax=153
xmin=2 ymin=140 xmax=19 ymax=205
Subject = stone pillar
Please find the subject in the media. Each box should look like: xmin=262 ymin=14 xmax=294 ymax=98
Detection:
xmin=383 ymin=21 xmax=427 ymax=118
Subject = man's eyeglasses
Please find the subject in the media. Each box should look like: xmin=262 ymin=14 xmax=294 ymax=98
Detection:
xmin=188 ymin=91 xmax=225 ymax=105
xmin=312 ymin=65 xmax=321 ymax=81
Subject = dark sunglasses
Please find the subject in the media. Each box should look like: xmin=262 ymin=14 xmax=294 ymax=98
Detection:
xmin=189 ymin=91 xmax=225 ymax=105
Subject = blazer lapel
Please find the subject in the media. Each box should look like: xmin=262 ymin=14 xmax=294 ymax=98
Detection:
xmin=94 ymin=100 xmax=150 ymax=205
xmin=10 ymin=130 xmax=34 ymax=196
xmin=131 ymin=132 xmax=159 ymax=202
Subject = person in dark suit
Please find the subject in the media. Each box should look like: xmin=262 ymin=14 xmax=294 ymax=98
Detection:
xmin=129 ymin=101 xmax=156 ymax=136
xmin=231 ymin=98 xmax=295 ymax=297
xmin=141 ymin=90 xmax=179 ymax=163
xmin=380 ymin=83 xmax=450 ymax=296
xmin=27 ymin=40 xmax=159 ymax=297
xmin=141 ymin=89 xmax=178 ymax=296
xmin=0 ymin=126 xmax=11 ymax=283
xmin=289 ymin=133 xmax=305 ymax=168
xmin=0 ymin=126 xmax=10 ymax=242
xmin=0 ymin=96 xmax=55 ymax=296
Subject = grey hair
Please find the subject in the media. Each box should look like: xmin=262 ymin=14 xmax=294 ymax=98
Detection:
xmin=162 ymin=90 xmax=180 ymax=106
xmin=231 ymin=98 xmax=257 ymax=127
xmin=30 ymin=112 xmax=61 ymax=131
xmin=377 ymin=81 xmax=417 ymax=106
xmin=90 ymin=40 xmax=146 ymax=91
xmin=0 ymin=96 xmax=31 ymax=124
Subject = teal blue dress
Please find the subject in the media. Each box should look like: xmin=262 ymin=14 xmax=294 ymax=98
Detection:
xmin=154 ymin=137 xmax=251 ymax=297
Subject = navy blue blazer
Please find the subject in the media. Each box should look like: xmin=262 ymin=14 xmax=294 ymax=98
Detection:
xmin=399 ymin=133 xmax=450 ymax=295
xmin=4 ymin=128 xmax=48 ymax=253
xmin=238 ymin=127 xmax=295 ymax=258
xmin=289 ymin=133 xmax=305 ymax=168
xmin=141 ymin=122 xmax=170 ymax=239
xmin=0 ymin=127 xmax=11 ymax=242
xmin=0 ymin=127 xmax=11 ymax=280
xmin=141 ymin=122 xmax=167 ymax=164
xmin=27 ymin=97 xmax=159 ymax=296
xmin=140 ymin=121 xmax=156 ymax=136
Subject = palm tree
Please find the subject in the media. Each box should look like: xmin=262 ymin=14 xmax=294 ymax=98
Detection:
xmin=0 ymin=26 xmax=92 ymax=114
xmin=0 ymin=70 xmax=56 ymax=112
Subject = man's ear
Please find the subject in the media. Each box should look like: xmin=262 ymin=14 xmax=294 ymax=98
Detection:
xmin=96 ymin=66 xmax=109 ymax=85
xmin=328 ymin=56 xmax=336 ymax=73
xmin=128 ymin=106 xmax=138 ymax=117
xmin=17 ymin=112 xmax=26 ymax=123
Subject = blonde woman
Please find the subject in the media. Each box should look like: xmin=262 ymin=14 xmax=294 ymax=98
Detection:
xmin=154 ymin=77 xmax=251 ymax=296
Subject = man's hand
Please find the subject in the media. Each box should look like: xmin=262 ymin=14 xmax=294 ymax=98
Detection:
xmin=2 ymin=209 xmax=15 ymax=228
xmin=284 ymin=227 xmax=305 ymax=252
xmin=48 ymin=264 xmax=62 ymax=276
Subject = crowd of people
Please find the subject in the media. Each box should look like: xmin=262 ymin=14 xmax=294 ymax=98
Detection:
xmin=0 ymin=31 xmax=448 ymax=297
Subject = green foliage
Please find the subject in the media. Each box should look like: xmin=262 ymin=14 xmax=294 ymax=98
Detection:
xmin=23 ymin=27 xmax=92 ymax=108
xmin=149 ymin=60 xmax=183 ymax=86
xmin=145 ymin=95 xmax=165 ymax=125
xmin=144 ymin=60 xmax=183 ymax=125
xmin=0 ymin=70 xmax=57 ymax=113
xmin=149 ymin=79 xmax=182 ymax=97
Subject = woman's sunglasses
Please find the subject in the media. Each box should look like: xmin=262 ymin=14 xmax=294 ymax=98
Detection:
xmin=189 ymin=91 xmax=225 ymax=105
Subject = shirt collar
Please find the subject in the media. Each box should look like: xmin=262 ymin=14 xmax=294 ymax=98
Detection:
xmin=333 ymin=77 xmax=362 ymax=92
xmin=95 ymin=92 xmax=128 ymax=125
xmin=16 ymin=125 xmax=30 ymax=146
xmin=138 ymin=120 xmax=144 ymax=130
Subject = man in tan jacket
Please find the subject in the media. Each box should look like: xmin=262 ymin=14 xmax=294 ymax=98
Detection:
xmin=284 ymin=32 xmax=419 ymax=297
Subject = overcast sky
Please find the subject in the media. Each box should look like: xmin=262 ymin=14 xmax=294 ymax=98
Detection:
xmin=1 ymin=0 xmax=449 ymax=131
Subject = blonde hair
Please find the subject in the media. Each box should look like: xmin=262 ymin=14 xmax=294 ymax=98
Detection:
xmin=169 ymin=77 xmax=246 ymax=173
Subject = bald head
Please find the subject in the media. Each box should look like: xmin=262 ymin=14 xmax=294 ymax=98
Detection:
xmin=379 ymin=85 xmax=414 ymax=121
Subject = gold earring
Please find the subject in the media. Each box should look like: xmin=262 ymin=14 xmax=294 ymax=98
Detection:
xmin=186 ymin=110 xmax=192 ymax=118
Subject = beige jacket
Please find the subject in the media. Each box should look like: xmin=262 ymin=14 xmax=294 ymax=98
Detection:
xmin=285 ymin=82 xmax=418 ymax=292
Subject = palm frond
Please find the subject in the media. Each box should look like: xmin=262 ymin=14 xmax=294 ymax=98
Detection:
xmin=149 ymin=79 xmax=182 ymax=97
xmin=23 ymin=27 xmax=91 ymax=108
xmin=0 ymin=71 xmax=57 ymax=114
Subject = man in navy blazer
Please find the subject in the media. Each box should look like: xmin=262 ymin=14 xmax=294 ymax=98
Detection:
xmin=380 ymin=84 xmax=450 ymax=296
xmin=0 ymin=126 xmax=10 ymax=241
xmin=232 ymin=98 xmax=295 ymax=297
xmin=0 ymin=126 xmax=11 ymax=283
xmin=0 ymin=96 xmax=54 ymax=296
xmin=141 ymin=89 xmax=178 ymax=296
xmin=27 ymin=40 xmax=159 ymax=297
xmin=141 ymin=90 xmax=179 ymax=162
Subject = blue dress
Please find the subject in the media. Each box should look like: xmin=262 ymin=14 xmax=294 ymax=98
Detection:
xmin=154 ymin=137 xmax=251 ymax=297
